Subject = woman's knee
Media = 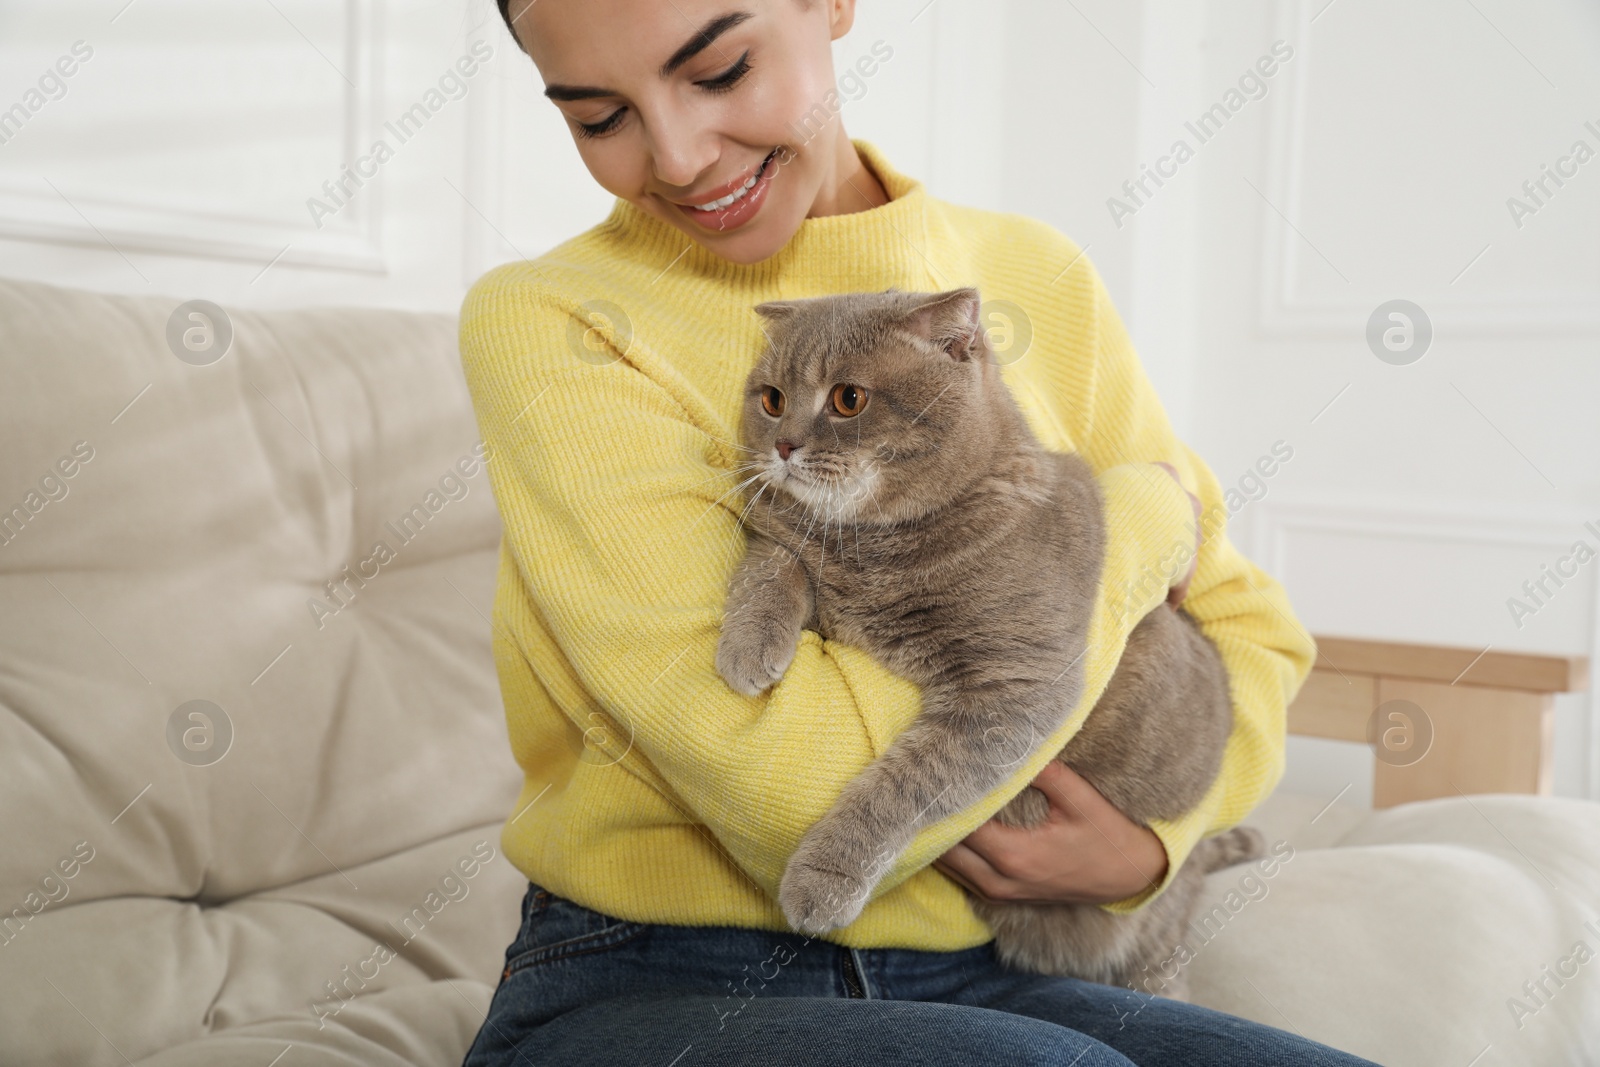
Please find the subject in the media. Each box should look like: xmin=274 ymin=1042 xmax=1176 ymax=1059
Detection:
xmin=714 ymin=998 xmax=1138 ymax=1067
xmin=466 ymin=993 xmax=1137 ymax=1067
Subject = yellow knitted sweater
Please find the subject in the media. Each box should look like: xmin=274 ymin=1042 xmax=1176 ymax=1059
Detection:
xmin=458 ymin=138 xmax=1316 ymax=951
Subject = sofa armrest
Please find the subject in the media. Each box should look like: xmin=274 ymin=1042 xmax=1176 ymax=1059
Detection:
xmin=1288 ymin=635 xmax=1588 ymax=807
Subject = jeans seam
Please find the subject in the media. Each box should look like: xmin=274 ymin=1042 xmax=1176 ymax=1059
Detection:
xmin=505 ymin=922 xmax=648 ymax=977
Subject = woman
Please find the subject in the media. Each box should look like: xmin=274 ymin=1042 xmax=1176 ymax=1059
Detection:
xmin=458 ymin=1 xmax=1377 ymax=1064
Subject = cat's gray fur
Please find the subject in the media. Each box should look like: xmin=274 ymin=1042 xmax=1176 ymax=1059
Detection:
xmin=715 ymin=286 xmax=1263 ymax=1000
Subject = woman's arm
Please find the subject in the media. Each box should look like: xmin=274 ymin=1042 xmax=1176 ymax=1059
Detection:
xmin=938 ymin=244 xmax=1318 ymax=914
xmin=458 ymin=265 xmax=1200 ymax=907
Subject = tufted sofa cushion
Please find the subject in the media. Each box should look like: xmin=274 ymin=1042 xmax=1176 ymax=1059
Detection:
xmin=0 ymin=277 xmax=524 ymax=1064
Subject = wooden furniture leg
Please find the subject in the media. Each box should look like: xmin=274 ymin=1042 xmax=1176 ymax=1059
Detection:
xmin=1287 ymin=635 xmax=1582 ymax=808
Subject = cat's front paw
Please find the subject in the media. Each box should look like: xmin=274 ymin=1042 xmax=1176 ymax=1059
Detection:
xmin=778 ymin=821 xmax=891 ymax=934
xmin=778 ymin=856 xmax=872 ymax=935
xmin=716 ymin=622 xmax=799 ymax=696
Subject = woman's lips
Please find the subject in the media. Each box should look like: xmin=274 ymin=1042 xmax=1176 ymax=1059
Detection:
xmin=672 ymin=148 xmax=780 ymax=233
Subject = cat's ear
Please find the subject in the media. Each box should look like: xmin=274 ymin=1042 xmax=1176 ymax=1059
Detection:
xmin=901 ymin=287 xmax=983 ymax=362
xmin=753 ymin=301 xmax=799 ymax=324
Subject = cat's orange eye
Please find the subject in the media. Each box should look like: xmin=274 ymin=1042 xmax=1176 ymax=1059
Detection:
xmin=829 ymin=383 xmax=868 ymax=417
xmin=760 ymin=386 xmax=785 ymax=417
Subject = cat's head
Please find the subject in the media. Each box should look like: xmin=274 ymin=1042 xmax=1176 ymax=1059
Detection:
xmin=738 ymin=286 xmax=1024 ymax=526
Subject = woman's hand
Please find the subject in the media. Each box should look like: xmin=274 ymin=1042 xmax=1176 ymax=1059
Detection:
xmin=1153 ymin=461 xmax=1202 ymax=607
xmin=932 ymin=760 xmax=1169 ymax=905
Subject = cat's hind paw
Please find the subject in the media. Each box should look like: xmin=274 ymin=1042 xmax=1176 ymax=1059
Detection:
xmin=777 ymin=858 xmax=872 ymax=935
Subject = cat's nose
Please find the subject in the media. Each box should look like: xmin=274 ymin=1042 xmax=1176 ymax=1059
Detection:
xmin=776 ymin=440 xmax=798 ymax=461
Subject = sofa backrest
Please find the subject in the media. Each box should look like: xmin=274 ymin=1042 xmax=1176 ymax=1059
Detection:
xmin=0 ymin=277 xmax=523 ymax=1056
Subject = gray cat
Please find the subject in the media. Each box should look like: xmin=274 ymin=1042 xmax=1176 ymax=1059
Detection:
xmin=715 ymin=286 xmax=1263 ymax=1000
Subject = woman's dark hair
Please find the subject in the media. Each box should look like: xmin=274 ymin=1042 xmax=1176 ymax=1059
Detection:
xmin=495 ymin=0 xmax=521 ymax=50
xmin=498 ymin=0 xmax=819 ymax=52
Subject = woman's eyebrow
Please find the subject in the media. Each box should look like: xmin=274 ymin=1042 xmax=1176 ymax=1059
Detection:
xmin=659 ymin=11 xmax=752 ymax=76
xmin=543 ymin=10 xmax=753 ymax=101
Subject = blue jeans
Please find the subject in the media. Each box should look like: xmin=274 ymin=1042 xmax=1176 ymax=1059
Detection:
xmin=462 ymin=882 xmax=1383 ymax=1067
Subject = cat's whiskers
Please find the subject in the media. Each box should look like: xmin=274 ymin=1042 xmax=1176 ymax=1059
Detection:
xmin=688 ymin=468 xmax=771 ymax=534
xmin=792 ymin=491 xmax=826 ymax=566
xmin=849 ymin=494 xmax=865 ymax=567
xmin=814 ymin=492 xmax=839 ymax=585
xmin=851 ymin=458 xmax=885 ymax=566
xmin=717 ymin=481 xmax=774 ymax=571
xmin=725 ymin=482 xmax=759 ymax=537
xmin=731 ymin=479 xmax=772 ymax=535
xmin=681 ymin=459 xmax=763 ymax=497
xmin=824 ymin=494 xmax=851 ymax=584
xmin=688 ymin=424 xmax=765 ymax=460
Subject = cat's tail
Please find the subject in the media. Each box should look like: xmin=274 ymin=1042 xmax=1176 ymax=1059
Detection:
xmin=1192 ymin=825 xmax=1267 ymax=874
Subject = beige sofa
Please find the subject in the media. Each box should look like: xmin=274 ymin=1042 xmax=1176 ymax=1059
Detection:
xmin=2 ymin=276 xmax=1597 ymax=1066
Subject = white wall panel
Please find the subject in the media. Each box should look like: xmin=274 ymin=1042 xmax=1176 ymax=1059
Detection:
xmin=1255 ymin=0 xmax=1600 ymax=336
xmin=0 ymin=1 xmax=386 ymax=276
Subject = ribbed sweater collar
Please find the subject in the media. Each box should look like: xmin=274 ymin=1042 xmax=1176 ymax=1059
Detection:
xmin=597 ymin=138 xmax=959 ymax=297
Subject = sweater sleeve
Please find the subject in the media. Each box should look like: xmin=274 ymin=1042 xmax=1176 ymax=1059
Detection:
xmin=1058 ymin=251 xmax=1318 ymax=915
xmin=458 ymin=268 xmax=1199 ymax=905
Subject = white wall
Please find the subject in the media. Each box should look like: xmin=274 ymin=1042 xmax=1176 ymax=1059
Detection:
xmin=1140 ymin=0 xmax=1600 ymax=803
xmin=3 ymin=0 xmax=1596 ymax=801
xmin=1 ymin=0 xmax=508 ymax=310
xmin=994 ymin=0 xmax=1210 ymax=434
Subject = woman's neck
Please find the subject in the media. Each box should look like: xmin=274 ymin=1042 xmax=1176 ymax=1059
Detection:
xmin=807 ymin=125 xmax=891 ymax=219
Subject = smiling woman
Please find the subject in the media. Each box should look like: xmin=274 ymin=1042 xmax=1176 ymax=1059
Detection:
xmin=495 ymin=0 xmax=887 ymax=259
xmin=455 ymin=2 xmax=1374 ymax=1066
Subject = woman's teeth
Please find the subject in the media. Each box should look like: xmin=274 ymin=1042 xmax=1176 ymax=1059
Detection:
xmin=690 ymin=151 xmax=775 ymax=212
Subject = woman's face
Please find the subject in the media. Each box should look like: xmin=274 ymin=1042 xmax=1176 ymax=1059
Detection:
xmin=509 ymin=0 xmax=860 ymax=265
